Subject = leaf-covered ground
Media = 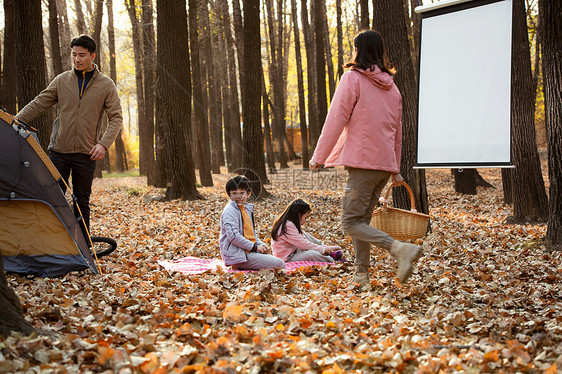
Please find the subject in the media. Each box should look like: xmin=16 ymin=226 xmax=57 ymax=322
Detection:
xmin=2 ymin=167 xmax=562 ymax=373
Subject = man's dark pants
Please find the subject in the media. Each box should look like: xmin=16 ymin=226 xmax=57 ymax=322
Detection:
xmin=49 ymin=151 xmax=96 ymax=240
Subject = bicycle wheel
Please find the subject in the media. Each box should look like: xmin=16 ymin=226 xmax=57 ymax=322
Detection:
xmin=90 ymin=236 xmax=117 ymax=257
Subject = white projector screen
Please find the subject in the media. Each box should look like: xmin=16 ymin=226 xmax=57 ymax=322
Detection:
xmin=415 ymin=0 xmax=513 ymax=168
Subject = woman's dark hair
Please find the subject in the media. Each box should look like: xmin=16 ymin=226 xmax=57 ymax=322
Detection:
xmin=271 ymin=199 xmax=312 ymax=240
xmin=70 ymin=35 xmax=97 ymax=54
xmin=344 ymin=30 xmax=395 ymax=75
xmin=225 ymin=175 xmax=251 ymax=194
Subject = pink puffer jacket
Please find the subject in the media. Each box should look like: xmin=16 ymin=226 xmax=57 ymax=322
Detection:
xmin=312 ymin=66 xmax=402 ymax=173
xmin=272 ymin=221 xmax=326 ymax=261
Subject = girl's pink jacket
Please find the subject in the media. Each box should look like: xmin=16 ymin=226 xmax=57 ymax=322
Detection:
xmin=272 ymin=221 xmax=326 ymax=261
xmin=312 ymin=66 xmax=402 ymax=173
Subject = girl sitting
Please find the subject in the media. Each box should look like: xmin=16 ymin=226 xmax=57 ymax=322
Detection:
xmin=271 ymin=199 xmax=344 ymax=263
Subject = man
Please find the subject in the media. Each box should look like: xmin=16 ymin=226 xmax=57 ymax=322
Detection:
xmin=16 ymin=35 xmax=122 ymax=240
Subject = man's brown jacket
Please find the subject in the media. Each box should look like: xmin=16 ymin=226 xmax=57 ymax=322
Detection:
xmin=16 ymin=66 xmax=122 ymax=155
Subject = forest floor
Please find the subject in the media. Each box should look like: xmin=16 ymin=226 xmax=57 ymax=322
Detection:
xmin=2 ymin=165 xmax=561 ymax=373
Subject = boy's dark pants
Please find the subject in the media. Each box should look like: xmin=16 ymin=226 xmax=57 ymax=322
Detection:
xmin=49 ymin=151 xmax=96 ymax=240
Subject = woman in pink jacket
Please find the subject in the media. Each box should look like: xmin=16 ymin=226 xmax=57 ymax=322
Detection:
xmin=310 ymin=30 xmax=423 ymax=286
xmin=271 ymin=199 xmax=343 ymax=263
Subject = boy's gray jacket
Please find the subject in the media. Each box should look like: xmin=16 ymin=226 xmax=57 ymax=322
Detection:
xmin=220 ymin=200 xmax=265 ymax=265
xmin=16 ymin=66 xmax=123 ymax=155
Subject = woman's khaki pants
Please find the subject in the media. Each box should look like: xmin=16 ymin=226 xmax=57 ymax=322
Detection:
xmin=341 ymin=167 xmax=395 ymax=273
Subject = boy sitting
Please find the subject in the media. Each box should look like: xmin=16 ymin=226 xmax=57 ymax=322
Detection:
xmin=219 ymin=176 xmax=286 ymax=271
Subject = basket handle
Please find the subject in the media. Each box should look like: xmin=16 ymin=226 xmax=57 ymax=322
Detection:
xmin=382 ymin=181 xmax=417 ymax=212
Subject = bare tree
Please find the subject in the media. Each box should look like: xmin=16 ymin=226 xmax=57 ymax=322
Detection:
xmin=142 ymin=0 xmax=156 ymax=183
xmin=1 ymin=0 xmax=16 ymax=114
xmin=453 ymin=169 xmax=477 ymax=195
xmin=314 ymin=0 xmax=328 ymax=138
xmin=74 ymin=0 xmax=88 ymax=34
xmin=57 ymin=0 xmax=72 ymax=71
xmin=291 ymin=0 xmax=309 ymax=168
xmin=360 ymin=0 xmax=369 ymax=29
xmin=221 ymin=0 xmax=244 ymax=171
xmin=200 ymin=1 xmax=223 ymax=173
xmin=212 ymin=28 xmax=226 ymax=169
xmin=156 ymin=0 xmax=200 ymax=200
xmin=322 ymin=2 xmax=336 ymax=99
xmin=262 ymin=78 xmax=277 ymax=173
xmin=266 ymin=0 xmax=289 ymax=168
xmin=48 ymin=0 xmax=64 ymax=76
xmin=0 ymin=257 xmax=34 ymax=337
xmin=372 ymin=0 xmax=428 ymax=214
xmin=336 ymin=0 xmax=344 ymax=80
xmin=232 ymin=0 xmax=245 ymax=101
xmin=301 ymin=0 xmax=318 ymax=148
xmin=106 ymin=0 xmax=127 ymax=172
xmin=126 ymin=0 xmax=150 ymax=180
xmin=409 ymin=0 xmax=421 ymax=71
xmin=540 ymin=0 xmax=562 ymax=249
xmin=189 ymin=0 xmax=213 ymax=186
xmin=15 ymin=0 xmax=53 ymax=150
xmin=507 ymin=0 xmax=548 ymax=223
xmin=92 ymin=0 xmax=104 ymax=64
xmin=242 ymin=0 xmax=270 ymax=199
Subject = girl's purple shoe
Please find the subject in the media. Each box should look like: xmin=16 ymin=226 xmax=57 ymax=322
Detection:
xmin=329 ymin=250 xmax=344 ymax=262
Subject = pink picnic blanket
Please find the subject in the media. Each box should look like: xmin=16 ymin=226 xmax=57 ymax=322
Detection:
xmin=157 ymin=256 xmax=334 ymax=275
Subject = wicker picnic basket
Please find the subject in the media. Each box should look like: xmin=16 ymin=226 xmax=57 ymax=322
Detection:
xmin=370 ymin=181 xmax=430 ymax=240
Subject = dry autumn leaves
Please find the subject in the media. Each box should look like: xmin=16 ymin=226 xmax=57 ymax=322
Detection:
xmin=2 ymin=167 xmax=561 ymax=373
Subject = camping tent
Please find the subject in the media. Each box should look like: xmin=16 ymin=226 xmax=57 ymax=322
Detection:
xmin=0 ymin=110 xmax=99 ymax=277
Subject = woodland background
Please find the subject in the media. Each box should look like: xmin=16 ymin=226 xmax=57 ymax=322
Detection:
xmin=1 ymin=0 xmax=562 ymax=372
xmin=1 ymin=0 xmax=560 ymax=238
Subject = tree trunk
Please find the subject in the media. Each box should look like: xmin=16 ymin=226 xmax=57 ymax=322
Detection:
xmin=74 ymin=0 xmax=88 ymax=34
xmin=453 ymin=169 xmax=477 ymax=195
xmin=213 ymin=30 xmax=226 ymax=169
xmin=1 ymin=0 xmax=16 ymax=114
xmin=57 ymin=0 xmax=72 ymax=71
xmin=372 ymin=0 xmax=429 ymax=214
xmin=242 ymin=0 xmax=270 ymax=200
xmin=525 ymin=1 xmax=540 ymax=95
xmin=283 ymin=131 xmax=299 ymax=160
xmin=262 ymin=79 xmax=277 ymax=173
xmin=263 ymin=1 xmax=276 ymax=167
xmin=266 ymin=0 xmax=289 ymax=168
xmin=216 ymin=20 xmax=229 ymax=170
xmin=94 ymin=12 xmax=109 ymax=179
xmin=15 ymin=0 xmax=53 ymax=150
xmin=502 ymin=168 xmax=514 ymax=204
xmin=156 ymin=0 xmax=200 ymax=200
xmin=509 ymin=0 xmax=549 ymax=223
xmin=107 ymin=0 xmax=126 ymax=173
xmin=540 ymin=0 xmax=562 ymax=250
xmin=336 ymin=0 xmax=344 ymax=81
xmin=48 ymin=0 xmax=64 ymax=76
xmin=0 ymin=256 xmax=35 ymax=337
xmin=142 ymin=0 xmax=157 ymax=184
xmin=92 ymin=0 xmax=104 ymax=71
xmin=314 ymin=0 xmax=328 ymax=137
xmin=200 ymin=2 xmax=222 ymax=174
xmin=189 ymin=0 xmax=213 ymax=186
xmin=222 ymin=0 xmax=244 ymax=171
xmin=409 ymin=0 xmax=421 ymax=74
xmin=126 ymin=1 xmax=148 ymax=177
xmin=301 ymin=0 xmax=318 ymax=150
xmin=232 ymin=0 xmax=245 ymax=103
xmin=360 ymin=0 xmax=369 ymax=29
xmin=291 ymin=0 xmax=309 ymax=169
xmin=475 ymin=170 xmax=494 ymax=188
xmin=322 ymin=3 xmax=336 ymax=99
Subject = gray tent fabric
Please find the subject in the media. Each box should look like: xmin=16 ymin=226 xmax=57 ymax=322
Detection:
xmin=0 ymin=110 xmax=99 ymax=277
